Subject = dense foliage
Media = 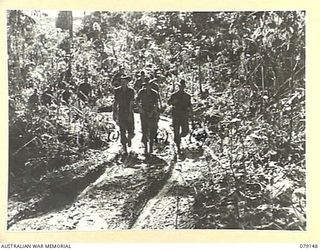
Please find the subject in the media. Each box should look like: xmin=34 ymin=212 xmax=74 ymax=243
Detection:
xmin=8 ymin=10 xmax=305 ymax=229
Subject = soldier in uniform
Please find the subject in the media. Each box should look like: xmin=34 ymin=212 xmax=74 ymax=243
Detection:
xmin=28 ymin=88 xmax=40 ymax=110
xmin=136 ymin=78 xmax=160 ymax=155
xmin=113 ymin=75 xmax=135 ymax=154
xmin=168 ymin=79 xmax=192 ymax=154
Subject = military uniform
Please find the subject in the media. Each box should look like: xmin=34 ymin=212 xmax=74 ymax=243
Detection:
xmin=28 ymin=90 xmax=40 ymax=109
xmin=168 ymin=89 xmax=192 ymax=148
xmin=136 ymin=87 xmax=159 ymax=153
xmin=114 ymin=85 xmax=135 ymax=146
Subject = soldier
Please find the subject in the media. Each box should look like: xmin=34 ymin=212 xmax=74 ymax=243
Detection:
xmin=28 ymin=88 xmax=40 ymax=110
xmin=113 ymin=75 xmax=135 ymax=154
xmin=136 ymin=78 xmax=160 ymax=155
xmin=168 ymin=79 xmax=192 ymax=154
xmin=41 ymin=86 xmax=54 ymax=106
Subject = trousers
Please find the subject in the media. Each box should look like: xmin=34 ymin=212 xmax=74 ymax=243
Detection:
xmin=118 ymin=112 xmax=134 ymax=145
xmin=172 ymin=115 xmax=189 ymax=146
xmin=140 ymin=113 xmax=158 ymax=143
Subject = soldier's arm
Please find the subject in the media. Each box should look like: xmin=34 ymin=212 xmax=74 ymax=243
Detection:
xmin=128 ymin=98 xmax=135 ymax=122
xmin=129 ymin=89 xmax=135 ymax=113
xmin=156 ymin=92 xmax=161 ymax=112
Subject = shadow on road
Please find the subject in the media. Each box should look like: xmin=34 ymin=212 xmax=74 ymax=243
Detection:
xmin=7 ymin=163 xmax=106 ymax=229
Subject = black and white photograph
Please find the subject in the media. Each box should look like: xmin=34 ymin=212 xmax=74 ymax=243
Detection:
xmin=7 ymin=10 xmax=306 ymax=231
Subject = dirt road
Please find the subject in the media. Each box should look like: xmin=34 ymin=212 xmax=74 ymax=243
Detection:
xmin=8 ymin=113 xmax=211 ymax=230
